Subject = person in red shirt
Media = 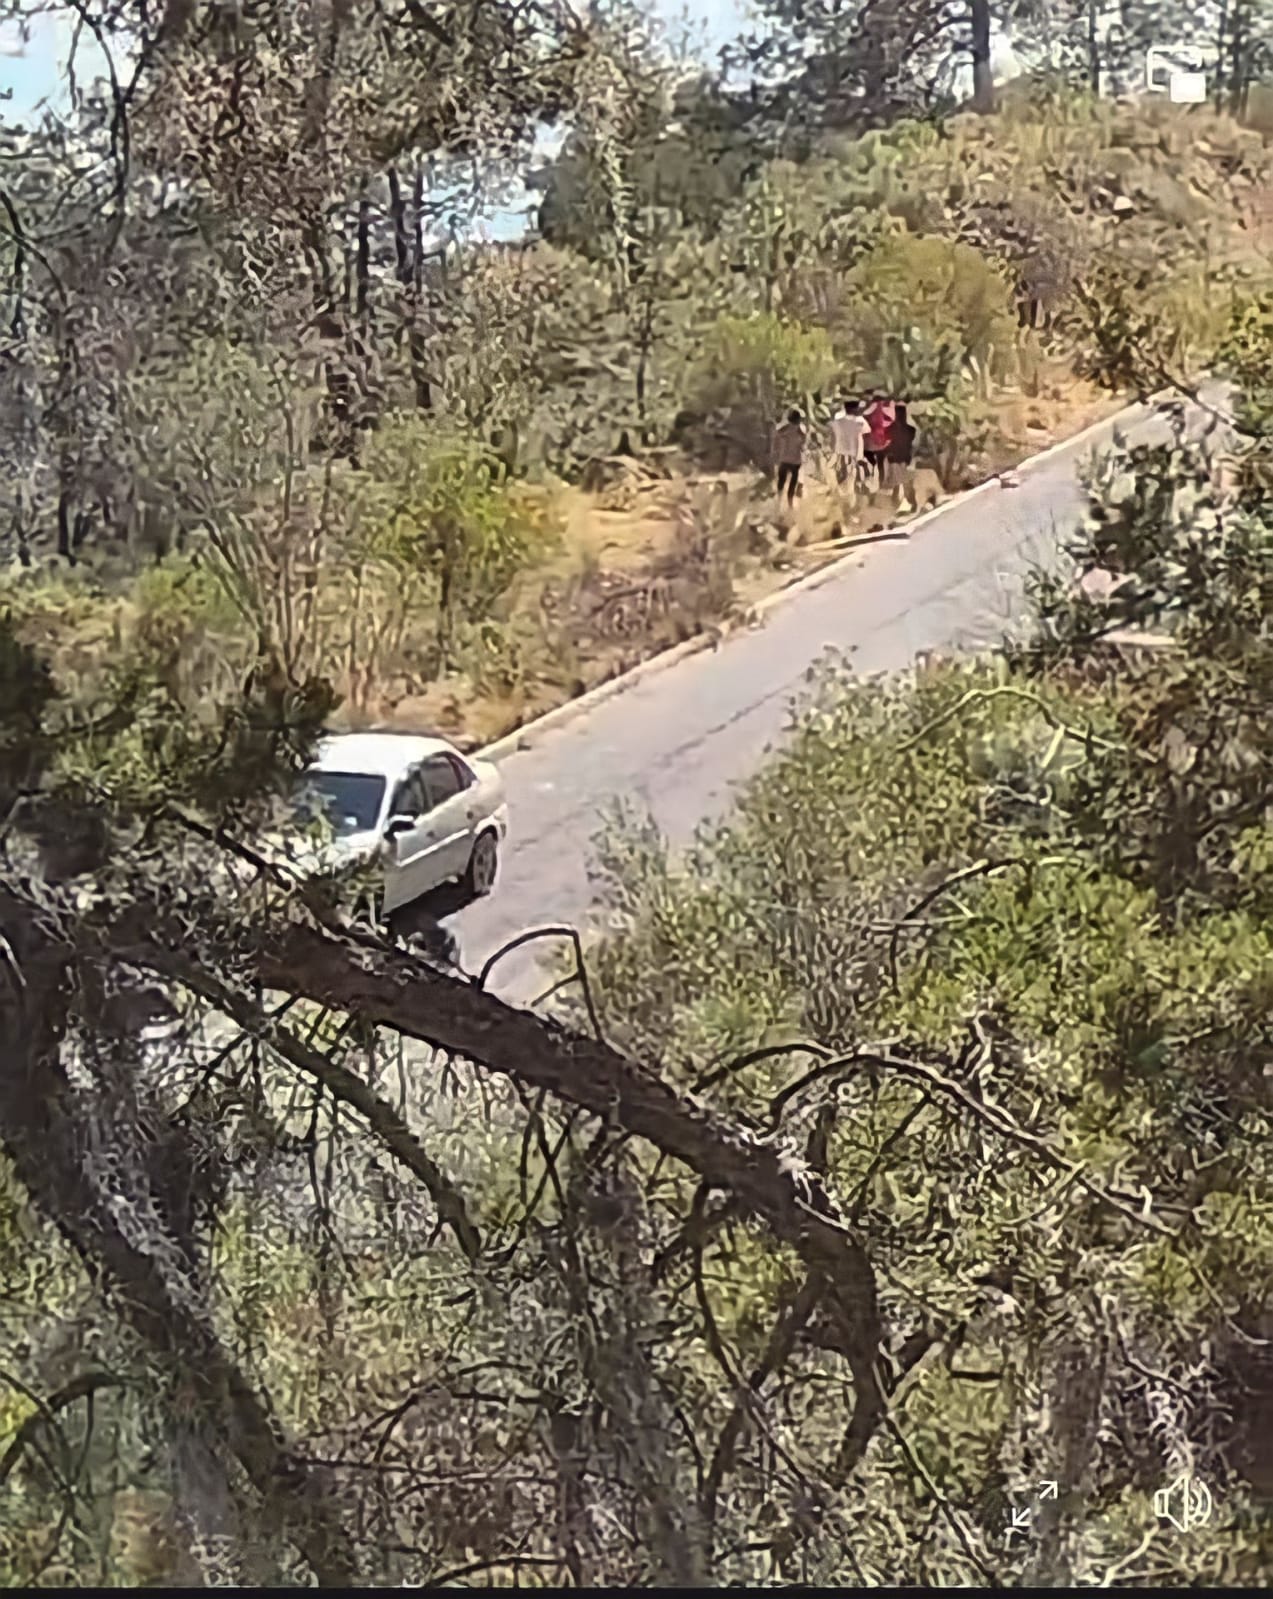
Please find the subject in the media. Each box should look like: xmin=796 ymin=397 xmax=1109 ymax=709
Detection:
xmin=863 ymin=392 xmax=895 ymax=486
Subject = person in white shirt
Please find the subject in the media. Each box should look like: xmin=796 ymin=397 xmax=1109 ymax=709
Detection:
xmin=829 ymin=398 xmax=869 ymax=489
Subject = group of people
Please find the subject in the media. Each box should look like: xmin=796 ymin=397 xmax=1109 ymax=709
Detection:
xmin=772 ymin=393 xmax=917 ymax=507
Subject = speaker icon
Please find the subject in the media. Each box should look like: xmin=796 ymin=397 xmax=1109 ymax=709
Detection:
xmin=1153 ymin=1473 xmax=1214 ymax=1533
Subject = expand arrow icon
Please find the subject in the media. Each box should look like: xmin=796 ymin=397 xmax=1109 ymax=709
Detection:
xmin=1010 ymin=1506 xmax=1031 ymax=1529
xmin=1038 ymin=1481 xmax=1059 ymax=1501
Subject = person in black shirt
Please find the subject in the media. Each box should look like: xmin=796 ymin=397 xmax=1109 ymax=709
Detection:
xmin=888 ymin=401 xmax=918 ymax=508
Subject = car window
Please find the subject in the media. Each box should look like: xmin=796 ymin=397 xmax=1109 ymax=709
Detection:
xmin=389 ymin=771 xmax=427 ymax=818
xmin=446 ymin=753 xmax=476 ymax=791
xmin=420 ymin=755 xmax=464 ymax=810
xmin=298 ymin=771 xmax=387 ymax=838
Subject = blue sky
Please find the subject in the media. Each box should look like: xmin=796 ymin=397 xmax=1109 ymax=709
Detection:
xmin=0 ymin=12 xmax=75 ymax=116
xmin=659 ymin=0 xmax=750 ymax=55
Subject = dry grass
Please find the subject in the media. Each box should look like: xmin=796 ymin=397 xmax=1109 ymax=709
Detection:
xmin=345 ymin=365 xmax=1126 ymax=747
xmin=340 ymin=96 xmax=1273 ymax=746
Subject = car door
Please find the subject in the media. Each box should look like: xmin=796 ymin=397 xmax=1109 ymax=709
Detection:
xmin=416 ymin=754 xmax=474 ymax=885
xmin=382 ymin=768 xmax=433 ymax=911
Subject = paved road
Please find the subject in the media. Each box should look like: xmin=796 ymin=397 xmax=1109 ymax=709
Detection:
xmin=447 ymin=394 xmax=1218 ymax=1004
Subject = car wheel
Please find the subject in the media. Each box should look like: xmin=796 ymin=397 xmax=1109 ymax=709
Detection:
xmin=461 ymin=830 xmax=499 ymax=900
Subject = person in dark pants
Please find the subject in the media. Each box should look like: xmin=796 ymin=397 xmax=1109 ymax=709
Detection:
xmin=772 ymin=408 xmax=807 ymax=506
xmin=888 ymin=401 xmax=918 ymax=508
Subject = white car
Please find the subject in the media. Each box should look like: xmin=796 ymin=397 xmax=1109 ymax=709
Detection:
xmin=295 ymin=732 xmax=509 ymax=914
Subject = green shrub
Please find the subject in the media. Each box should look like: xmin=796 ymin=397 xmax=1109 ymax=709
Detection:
xmin=839 ymin=232 xmax=1018 ymax=397
xmin=815 ymin=120 xmax=945 ymax=234
xmin=690 ymin=313 xmax=837 ymax=468
xmin=127 ymin=558 xmax=248 ymax=698
xmin=1221 ymin=289 xmax=1273 ymax=434
xmin=1145 ymin=263 xmax=1238 ymax=372
xmin=918 ymin=381 xmax=995 ymax=488
xmin=352 ymin=416 xmax=559 ymax=668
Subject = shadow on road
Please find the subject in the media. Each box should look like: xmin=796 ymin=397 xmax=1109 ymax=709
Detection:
xmin=388 ymin=882 xmax=473 ymax=968
xmin=390 ymin=884 xmax=553 ymax=1002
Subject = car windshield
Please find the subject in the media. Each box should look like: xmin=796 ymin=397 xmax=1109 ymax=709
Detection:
xmin=297 ymin=770 xmax=386 ymax=838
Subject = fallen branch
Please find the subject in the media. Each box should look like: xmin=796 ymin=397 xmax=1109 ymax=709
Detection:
xmin=255 ymin=922 xmax=871 ymax=1247
xmin=112 ymin=909 xmax=889 ymax=1393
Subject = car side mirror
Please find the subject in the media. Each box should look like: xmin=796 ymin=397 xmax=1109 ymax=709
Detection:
xmin=384 ymin=814 xmax=415 ymax=840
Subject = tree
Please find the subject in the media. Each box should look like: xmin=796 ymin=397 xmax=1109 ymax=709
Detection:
xmin=0 ymin=0 xmax=605 ymax=567
xmin=534 ymin=64 xmax=770 ymax=252
xmin=737 ymin=1 xmax=1045 ymax=135
xmin=738 ymin=0 xmax=1273 ymax=131
xmin=6 ymin=264 xmax=1273 ymax=1587
xmin=1215 ymin=0 xmax=1273 ymax=115
xmin=1012 ymin=1 xmax=1273 ymax=106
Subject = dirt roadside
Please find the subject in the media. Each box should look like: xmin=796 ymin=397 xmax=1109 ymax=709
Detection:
xmin=341 ymin=371 xmax=1131 ymax=752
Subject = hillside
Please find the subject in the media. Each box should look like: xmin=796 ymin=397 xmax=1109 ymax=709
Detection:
xmin=10 ymin=5 xmax=1273 ymax=1586
xmin=15 ymin=88 xmax=1269 ymax=751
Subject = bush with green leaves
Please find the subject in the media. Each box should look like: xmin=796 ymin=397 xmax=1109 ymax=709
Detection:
xmin=689 ymin=312 xmax=837 ymax=468
xmin=93 ymin=343 xmax=563 ymax=703
xmin=815 ymin=120 xmax=946 ymax=233
xmin=839 ymin=231 xmax=1018 ymax=398
xmin=348 ymin=415 xmax=558 ymax=670
xmin=915 ymin=379 xmax=996 ymax=486
xmin=1219 ymin=289 xmax=1273 ymax=445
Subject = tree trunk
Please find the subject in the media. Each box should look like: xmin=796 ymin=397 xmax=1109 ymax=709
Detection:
xmin=297 ymin=2 xmax=361 ymax=454
xmin=1022 ymin=1315 xmax=1108 ymax=1586
xmin=355 ymin=178 xmax=371 ymax=328
xmin=1216 ymin=1 xmax=1231 ymax=114
xmin=412 ymin=166 xmax=435 ymax=411
xmin=56 ymin=484 xmax=75 ymax=563
xmin=634 ymin=285 xmax=655 ymax=439
xmin=0 ymin=903 xmax=360 ymax=1587
xmin=388 ymin=165 xmax=432 ymax=411
xmin=590 ymin=1156 xmax=709 ymax=1584
xmin=970 ymin=0 xmax=995 ymax=114
xmin=1229 ymin=2 xmax=1250 ymax=118
xmin=168 ymin=1424 xmax=253 ymax=1585
xmin=1087 ymin=0 xmax=1101 ymax=96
